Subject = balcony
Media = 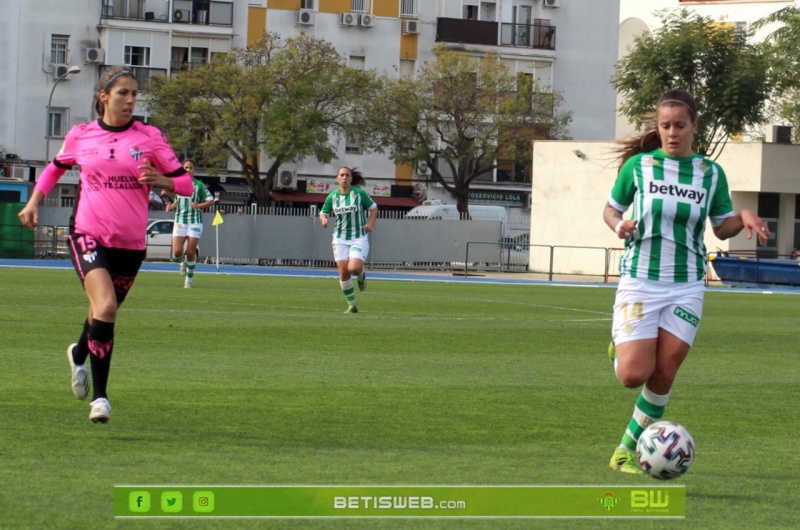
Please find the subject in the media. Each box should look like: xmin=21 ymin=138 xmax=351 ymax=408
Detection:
xmin=500 ymin=23 xmax=555 ymax=49
xmin=436 ymin=18 xmax=556 ymax=50
xmin=101 ymin=0 xmax=233 ymax=26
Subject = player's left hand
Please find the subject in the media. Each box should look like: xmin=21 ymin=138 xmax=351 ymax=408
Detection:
xmin=742 ymin=210 xmax=770 ymax=245
xmin=138 ymin=159 xmax=161 ymax=186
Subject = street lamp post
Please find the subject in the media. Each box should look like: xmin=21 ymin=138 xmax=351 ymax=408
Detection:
xmin=45 ymin=65 xmax=81 ymax=163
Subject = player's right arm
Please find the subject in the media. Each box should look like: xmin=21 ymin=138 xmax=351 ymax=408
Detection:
xmin=319 ymin=194 xmax=333 ymax=228
xmin=18 ymin=128 xmax=78 ymax=229
xmin=17 ymin=189 xmax=46 ymax=229
xmin=604 ymin=156 xmax=638 ymax=238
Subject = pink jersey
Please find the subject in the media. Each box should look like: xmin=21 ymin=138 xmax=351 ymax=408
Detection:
xmin=36 ymin=119 xmax=193 ymax=250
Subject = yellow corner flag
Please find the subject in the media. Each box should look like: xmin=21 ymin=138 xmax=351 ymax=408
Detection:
xmin=212 ymin=210 xmax=224 ymax=226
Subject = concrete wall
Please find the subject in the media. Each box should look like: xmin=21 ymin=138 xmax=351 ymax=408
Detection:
xmin=35 ymin=207 xmax=506 ymax=267
xmin=530 ymin=140 xmax=800 ymax=276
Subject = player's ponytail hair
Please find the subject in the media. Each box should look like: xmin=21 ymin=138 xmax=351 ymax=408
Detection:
xmin=615 ymin=88 xmax=698 ymax=168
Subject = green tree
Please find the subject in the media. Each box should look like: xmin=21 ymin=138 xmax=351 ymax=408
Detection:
xmin=752 ymin=6 xmax=800 ymax=139
xmin=145 ymin=33 xmax=381 ymax=205
xmin=613 ymin=9 xmax=770 ymax=158
xmin=371 ymin=47 xmax=570 ymax=215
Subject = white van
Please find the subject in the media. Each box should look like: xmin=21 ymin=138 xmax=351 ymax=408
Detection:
xmin=405 ymin=202 xmax=508 ymax=222
xmin=405 ymin=201 xmax=510 ymax=237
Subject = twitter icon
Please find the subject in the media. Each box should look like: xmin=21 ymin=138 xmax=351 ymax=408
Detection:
xmin=161 ymin=491 xmax=182 ymax=513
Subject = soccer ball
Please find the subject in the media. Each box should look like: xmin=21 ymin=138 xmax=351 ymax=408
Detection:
xmin=636 ymin=421 xmax=695 ymax=480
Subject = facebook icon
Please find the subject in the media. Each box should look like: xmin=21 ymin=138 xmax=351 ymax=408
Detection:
xmin=129 ymin=491 xmax=151 ymax=512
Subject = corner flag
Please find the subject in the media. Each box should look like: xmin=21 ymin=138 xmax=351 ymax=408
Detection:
xmin=212 ymin=210 xmax=224 ymax=226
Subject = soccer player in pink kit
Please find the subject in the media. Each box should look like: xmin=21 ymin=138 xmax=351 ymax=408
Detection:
xmin=17 ymin=66 xmax=193 ymax=423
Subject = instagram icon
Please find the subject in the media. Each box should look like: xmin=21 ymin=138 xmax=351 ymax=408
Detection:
xmin=192 ymin=491 xmax=215 ymax=513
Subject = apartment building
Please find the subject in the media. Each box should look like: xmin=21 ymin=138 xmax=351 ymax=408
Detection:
xmin=0 ymin=0 xmax=245 ymax=204
xmin=0 ymin=0 xmax=620 ymax=213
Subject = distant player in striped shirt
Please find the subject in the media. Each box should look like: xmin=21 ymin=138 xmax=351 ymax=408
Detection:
xmin=319 ymin=167 xmax=378 ymax=313
xmin=166 ymin=158 xmax=215 ymax=288
xmin=602 ymin=88 xmax=771 ymax=474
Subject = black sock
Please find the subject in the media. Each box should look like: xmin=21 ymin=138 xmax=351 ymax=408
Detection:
xmin=73 ymin=319 xmax=91 ymax=365
xmin=88 ymin=319 xmax=115 ymax=400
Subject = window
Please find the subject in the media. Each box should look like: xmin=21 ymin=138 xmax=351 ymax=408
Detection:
xmin=301 ymin=0 xmax=314 ymax=9
xmin=775 ymin=125 xmax=793 ymax=144
xmin=50 ymin=34 xmax=69 ymax=64
xmin=794 ymin=196 xmax=800 ymax=252
xmin=345 ymin=133 xmax=363 ymax=154
xmin=400 ymin=0 xmax=417 ymax=18
xmin=190 ymin=48 xmax=209 ymax=67
xmin=47 ymin=107 xmax=70 ymax=139
xmin=124 ymin=46 xmax=151 ymax=66
xmin=102 ymin=0 xmax=115 ymax=17
xmin=349 ymin=55 xmax=365 ymax=71
xmin=758 ymin=193 xmax=779 ymax=258
xmin=351 ymin=0 xmax=369 ymax=14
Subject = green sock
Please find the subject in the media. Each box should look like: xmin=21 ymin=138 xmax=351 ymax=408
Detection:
xmin=619 ymin=386 xmax=669 ymax=452
xmin=340 ymin=279 xmax=356 ymax=306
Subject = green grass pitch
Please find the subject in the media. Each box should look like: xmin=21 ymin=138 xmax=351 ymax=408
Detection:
xmin=0 ymin=267 xmax=798 ymax=529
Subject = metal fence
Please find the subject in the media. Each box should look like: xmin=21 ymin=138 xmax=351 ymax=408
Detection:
xmin=9 ymin=205 xmax=794 ymax=286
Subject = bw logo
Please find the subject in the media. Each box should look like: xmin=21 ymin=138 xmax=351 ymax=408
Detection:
xmin=83 ymin=251 xmax=98 ymax=263
xmin=631 ymin=490 xmax=669 ymax=508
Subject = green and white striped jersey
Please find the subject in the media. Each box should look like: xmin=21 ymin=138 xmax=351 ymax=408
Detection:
xmin=173 ymin=178 xmax=214 ymax=225
xmin=609 ymin=149 xmax=734 ymax=283
xmin=321 ymin=187 xmax=376 ymax=241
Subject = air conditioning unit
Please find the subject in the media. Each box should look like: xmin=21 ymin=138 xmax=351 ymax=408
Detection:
xmin=543 ymin=0 xmax=560 ymax=7
xmin=403 ymin=20 xmax=419 ymax=34
xmin=341 ymin=12 xmax=358 ymax=26
xmin=84 ymin=48 xmax=105 ymax=64
xmin=173 ymin=8 xmax=191 ymax=22
xmin=359 ymin=14 xmax=374 ymax=27
xmin=275 ymin=169 xmax=297 ymax=189
xmin=297 ymin=9 xmax=315 ymax=25
xmin=416 ymin=161 xmax=429 ymax=174
xmin=51 ymin=64 xmax=71 ymax=80
xmin=3 ymin=165 xmax=29 ymax=180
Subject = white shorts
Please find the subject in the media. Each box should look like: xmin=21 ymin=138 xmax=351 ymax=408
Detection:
xmin=332 ymin=236 xmax=370 ymax=262
xmin=612 ymin=277 xmax=705 ymax=348
xmin=173 ymin=222 xmax=204 ymax=239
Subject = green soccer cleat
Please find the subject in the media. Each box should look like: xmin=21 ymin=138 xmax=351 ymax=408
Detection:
xmin=357 ymin=272 xmax=367 ymax=292
xmin=609 ymin=448 xmax=643 ymax=474
xmin=608 ymin=341 xmax=616 ymax=362
xmin=344 ymin=306 xmax=358 ymax=314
